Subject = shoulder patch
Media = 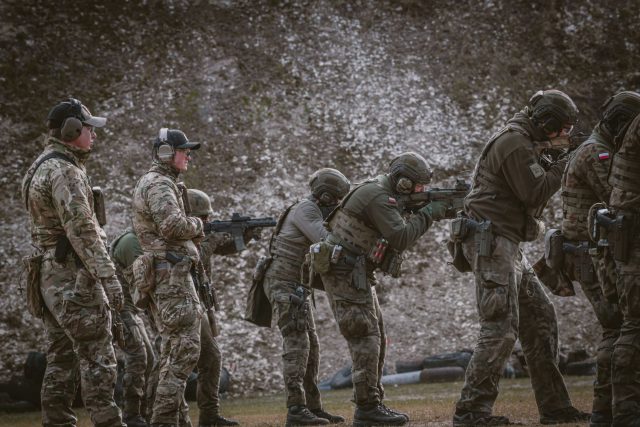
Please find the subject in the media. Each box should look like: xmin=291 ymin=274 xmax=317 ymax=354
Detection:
xmin=529 ymin=163 xmax=545 ymax=179
xmin=387 ymin=197 xmax=397 ymax=205
xmin=598 ymin=152 xmax=610 ymax=161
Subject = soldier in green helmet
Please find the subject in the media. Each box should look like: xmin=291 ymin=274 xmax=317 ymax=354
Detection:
xmin=560 ymin=91 xmax=640 ymax=427
xmin=110 ymin=230 xmax=157 ymax=427
xmin=263 ymin=168 xmax=350 ymax=427
xmin=608 ymin=102 xmax=640 ymax=426
xmin=453 ymin=90 xmax=589 ymax=425
xmin=317 ymin=154 xmax=447 ymax=427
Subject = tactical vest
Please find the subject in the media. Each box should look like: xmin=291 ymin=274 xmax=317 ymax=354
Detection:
xmin=326 ymin=179 xmax=381 ymax=256
xmin=265 ymin=201 xmax=310 ymax=283
xmin=610 ymin=152 xmax=640 ymax=193
xmin=562 ymin=135 xmax=612 ymax=227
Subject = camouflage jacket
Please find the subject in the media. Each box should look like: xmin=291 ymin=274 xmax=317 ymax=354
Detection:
xmin=561 ymin=124 xmax=614 ymax=240
xmin=21 ymin=137 xmax=115 ymax=279
xmin=132 ymin=160 xmax=203 ymax=258
xmin=610 ymin=113 xmax=640 ymax=213
xmin=465 ymin=111 xmax=567 ymax=243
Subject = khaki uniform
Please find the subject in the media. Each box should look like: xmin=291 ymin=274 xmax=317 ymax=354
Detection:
xmin=609 ymin=113 xmax=640 ymax=425
xmin=263 ymin=197 xmax=327 ymax=409
xmin=457 ymin=112 xmax=574 ymax=417
xmin=321 ymin=175 xmax=432 ymax=406
xmin=561 ymin=124 xmax=622 ymax=419
xmin=22 ymin=138 xmax=123 ymax=427
xmin=132 ymin=161 xmax=203 ymax=426
xmin=110 ymin=230 xmax=156 ymax=420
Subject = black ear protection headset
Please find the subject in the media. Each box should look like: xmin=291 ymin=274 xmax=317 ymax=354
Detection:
xmin=318 ymin=191 xmax=336 ymax=205
xmin=529 ymin=91 xmax=568 ymax=134
xmin=60 ymin=98 xmax=85 ymax=142
xmin=155 ymin=128 xmax=175 ymax=162
xmin=395 ymin=176 xmax=414 ymax=194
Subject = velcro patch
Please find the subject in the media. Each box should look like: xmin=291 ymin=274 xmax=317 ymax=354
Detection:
xmin=598 ymin=152 xmax=610 ymax=161
xmin=388 ymin=197 xmax=397 ymax=205
xmin=529 ymin=163 xmax=545 ymax=179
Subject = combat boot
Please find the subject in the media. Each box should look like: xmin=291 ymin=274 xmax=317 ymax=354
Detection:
xmin=540 ymin=406 xmax=590 ymax=424
xmin=124 ymin=413 xmax=148 ymax=427
xmin=589 ymin=411 xmax=611 ymax=427
xmin=286 ymin=405 xmax=330 ymax=426
xmin=200 ymin=415 xmax=240 ymax=426
xmin=379 ymin=403 xmax=409 ymax=422
xmin=310 ymin=408 xmax=345 ymax=424
xmin=452 ymin=409 xmax=510 ymax=426
xmin=353 ymin=404 xmax=407 ymax=427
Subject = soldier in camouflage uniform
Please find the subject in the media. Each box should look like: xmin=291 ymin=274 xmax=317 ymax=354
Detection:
xmin=110 ymin=229 xmax=157 ymax=427
xmin=21 ymin=99 xmax=125 ymax=427
xmin=561 ymin=91 xmax=640 ymax=427
xmin=453 ymin=90 xmax=589 ymax=426
xmin=132 ymin=128 xmax=204 ymax=427
xmin=263 ymin=168 xmax=350 ymax=426
xmin=319 ymin=153 xmax=448 ymax=427
xmin=609 ymin=109 xmax=640 ymax=426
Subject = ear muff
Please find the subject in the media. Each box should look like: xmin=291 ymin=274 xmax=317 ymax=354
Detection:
xmin=156 ymin=127 xmax=175 ymax=162
xmin=396 ymin=177 xmax=414 ymax=194
xmin=60 ymin=98 xmax=84 ymax=142
xmin=319 ymin=192 xmax=335 ymax=205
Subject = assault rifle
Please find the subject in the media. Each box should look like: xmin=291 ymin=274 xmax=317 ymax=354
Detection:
xmin=397 ymin=179 xmax=471 ymax=218
xmin=203 ymin=213 xmax=277 ymax=251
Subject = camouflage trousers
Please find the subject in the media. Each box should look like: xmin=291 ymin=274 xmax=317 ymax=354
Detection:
xmin=150 ymin=257 xmax=202 ymax=426
xmin=39 ymin=250 xmax=123 ymax=427
xmin=264 ymin=277 xmax=322 ymax=409
xmin=319 ymin=266 xmax=386 ymax=407
xmin=612 ymin=242 xmax=640 ymax=426
xmin=456 ymin=234 xmax=572 ymax=417
xmin=119 ymin=307 xmax=156 ymax=418
xmin=565 ymin=247 xmax=622 ymax=418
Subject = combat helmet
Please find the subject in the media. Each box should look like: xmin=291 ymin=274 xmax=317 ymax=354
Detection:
xmin=308 ymin=168 xmax=351 ymax=205
xmin=601 ymin=91 xmax=640 ymax=137
xmin=389 ymin=152 xmax=433 ymax=194
xmin=187 ymin=189 xmax=213 ymax=217
xmin=529 ymin=89 xmax=579 ymax=134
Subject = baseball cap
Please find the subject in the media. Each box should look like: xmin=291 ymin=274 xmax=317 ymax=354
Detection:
xmin=47 ymin=98 xmax=107 ymax=129
xmin=157 ymin=129 xmax=201 ymax=150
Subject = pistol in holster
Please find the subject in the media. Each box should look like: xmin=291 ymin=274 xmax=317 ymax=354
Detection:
xmin=594 ymin=209 xmax=636 ymax=263
xmin=563 ymin=241 xmax=595 ymax=284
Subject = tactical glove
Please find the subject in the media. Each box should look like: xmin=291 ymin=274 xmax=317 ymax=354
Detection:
xmin=101 ymin=275 xmax=124 ymax=311
xmin=421 ymin=201 xmax=449 ymax=221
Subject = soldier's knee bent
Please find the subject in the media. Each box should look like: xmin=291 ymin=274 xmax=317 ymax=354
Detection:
xmin=612 ymin=334 xmax=640 ymax=383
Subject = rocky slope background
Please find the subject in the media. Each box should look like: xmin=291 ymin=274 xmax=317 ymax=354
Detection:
xmin=1 ymin=0 xmax=639 ymax=396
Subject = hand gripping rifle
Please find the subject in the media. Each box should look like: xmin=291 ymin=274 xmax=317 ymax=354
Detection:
xmin=396 ymin=179 xmax=471 ymax=218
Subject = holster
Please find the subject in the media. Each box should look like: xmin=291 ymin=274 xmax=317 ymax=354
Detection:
xmin=563 ymin=241 xmax=595 ymax=284
xmin=544 ymin=229 xmax=565 ymax=270
xmin=446 ymin=213 xmax=479 ymax=273
xmin=22 ymin=251 xmax=46 ymax=318
xmin=611 ymin=213 xmax=635 ymax=263
xmin=379 ymin=248 xmax=403 ymax=278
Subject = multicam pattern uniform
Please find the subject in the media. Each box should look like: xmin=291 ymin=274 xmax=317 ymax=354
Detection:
xmin=263 ymin=198 xmax=326 ymax=409
xmin=458 ymin=112 xmax=574 ymax=417
xmin=561 ymin=123 xmax=622 ymax=419
xmin=21 ymin=138 xmax=123 ymax=427
xmin=608 ymin=113 xmax=640 ymax=425
xmin=321 ymin=175 xmax=433 ymax=406
xmin=110 ymin=230 xmax=157 ymax=420
xmin=132 ymin=160 xmax=203 ymax=427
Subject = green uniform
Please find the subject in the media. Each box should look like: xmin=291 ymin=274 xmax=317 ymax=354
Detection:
xmin=609 ymin=113 xmax=640 ymax=425
xmin=560 ymin=124 xmax=622 ymax=420
xmin=320 ymin=175 xmax=432 ymax=406
xmin=264 ymin=197 xmax=327 ymax=409
xmin=110 ymin=230 xmax=157 ymax=422
xmin=132 ymin=160 xmax=204 ymax=427
xmin=456 ymin=111 xmax=575 ymax=418
xmin=22 ymin=138 xmax=124 ymax=427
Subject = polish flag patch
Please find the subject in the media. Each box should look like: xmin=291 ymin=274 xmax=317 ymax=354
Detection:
xmin=598 ymin=152 xmax=610 ymax=161
xmin=388 ymin=197 xmax=397 ymax=205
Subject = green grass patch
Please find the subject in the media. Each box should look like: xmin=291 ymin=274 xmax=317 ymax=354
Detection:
xmin=0 ymin=376 xmax=594 ymax=426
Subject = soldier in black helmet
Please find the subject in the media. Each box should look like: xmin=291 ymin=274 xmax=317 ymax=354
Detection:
xmin=560 ymin=91 xmax=640 ymax=427
xmin=318 ymin=153 xmax=448 ymax=427
xmin=263 ymin=168 xmax=350 ymax=427
xmin=452 ymin=90 xmax=590 ymax=426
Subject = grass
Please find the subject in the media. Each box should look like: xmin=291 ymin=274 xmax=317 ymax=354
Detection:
xmin=0 ymin=377 xmax=594 ymax=426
